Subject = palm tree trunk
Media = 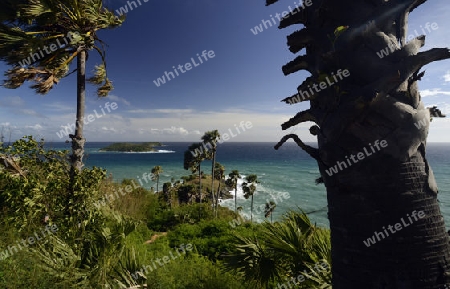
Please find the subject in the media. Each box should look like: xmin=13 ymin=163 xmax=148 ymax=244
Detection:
xmin=250 ymin=194 xmax=253 ymax=223
xmin=269 ymin=0 xmax=450 ymax=287
xmin=324 ymin=144 xmax=450 ymax=288
xmin=211 ymin=152 xmax=216 ymax=216
xmin=198 ymin=162 xmax=202 ymax=203
xmin=156 ymin=176 xmax=159 ymax=193
xmin=234 ymin=186 xmax=237 ymax=214
xmin=70 ymin=49 xmax=86 ymax=181
xmin=216 ymin=173 xmax=221 ymax=218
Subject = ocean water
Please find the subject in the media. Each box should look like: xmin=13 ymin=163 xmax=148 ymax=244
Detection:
xmin=46 ymin=142 xmax=450 ymax=228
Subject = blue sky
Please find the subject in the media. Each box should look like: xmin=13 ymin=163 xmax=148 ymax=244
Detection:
xmin=0 ymin=0 xmax=449 ymax=142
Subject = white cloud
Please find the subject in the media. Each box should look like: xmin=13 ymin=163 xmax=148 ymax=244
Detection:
xmin=101 ymin=127 xmax=117 ymax=132
xmin=107 ymin=95 xmax=131 ymax=106
xmin=0 ymin=96 xmax=24 ymax=107
xmin=444 ymin=72 xmax=450 ymax=82
xmin=17 ymin=109 xmax=47 ymax=118
xmin=43 ymin=102 xmax=73 ymax=111
xmin=127 ymin=108 xmax=194 ymax=115
xmin=25 ymin=124 xmax=43 ymax=130
xmin=420 ymin=89 xmax=450 ymax=98
xmin=143 ymin=126 xmax=191 ymax=136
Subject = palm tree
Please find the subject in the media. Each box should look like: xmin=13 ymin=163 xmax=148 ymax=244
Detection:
xmin=227 ymin=170 xmax=241 ymax=213
xmin=213 ymin=162 xmax=225 ymax=217
xmin=0 ymin=0 xmax=124 ymax=175
xmin=201 ymin=130 xmax=220 ymax=212
xmin=223 ymin=210 xmax=331 ymax=288
xmin=151 ymin=165 xmax=163 ymax=193
xmin=242 ymin=174 xmax=258 ymax=222
xmin=162 ymin=182 xmax=172 ymax=208
xmin=184 ymin=142 xmax=206 ymax=203
xmin=270 ymin=0 xmax=450 ymax=287
xmin=264 ymin=201 xmax=276 ymax=223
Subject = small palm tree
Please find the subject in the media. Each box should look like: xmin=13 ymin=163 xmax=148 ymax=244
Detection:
xmin=226 ymin=170 xmax=241 ymax=214
xmin=264 ymin=201 xmax=276 ymax=223
xmin=184 ymin=142 xmax=206 ymax=202
xmin=223 ymin=210 xmax=331 ymax=288
xmin=201 ymin=130 xmax=220 ymax=212
xmin=213 ymin=162 xmax=225 ymax=217
xmin=151 ymin=165 xmax=163 ymax=193
xmin=242 ymin=174 xmax=258 ymax=222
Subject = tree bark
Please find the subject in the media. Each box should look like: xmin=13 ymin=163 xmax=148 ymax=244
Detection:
xmin=251 ymin=194 xmax=253 ymax=223
xmin=270 ymin=0 xmax=450 ymax=287
xmin=235 ymin=185 xmax=238 ymax=214
xmin=70 ymin=50 xmax=86 ymax=175
xmin=156 ymin=175 xmax=159 ymax=193
xmin=198 ymin=162 xmax=202 ymax=203
xmin=211 ymin=151 xmax=216 ymax=217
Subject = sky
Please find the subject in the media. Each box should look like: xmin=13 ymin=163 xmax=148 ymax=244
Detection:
xmin=0 ymin=0 xmax=449 ymax=143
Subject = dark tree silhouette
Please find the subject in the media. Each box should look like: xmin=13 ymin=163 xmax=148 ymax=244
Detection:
xmin=270 ymin=0 xmax=450 ymax=288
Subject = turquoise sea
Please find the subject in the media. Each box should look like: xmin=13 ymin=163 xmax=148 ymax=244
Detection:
xmin=48 ymin=142 xmax=450 ymax=228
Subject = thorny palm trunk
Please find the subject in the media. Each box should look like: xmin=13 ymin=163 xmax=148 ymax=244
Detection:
xmin=271 ymin=0 xmax=450 ymax=288
xmin=70 ymin=50 xmax=86 ymax=183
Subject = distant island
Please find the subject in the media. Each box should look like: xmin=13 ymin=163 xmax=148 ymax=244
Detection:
xmin=99 ymin=142 xmax=163 ymax=152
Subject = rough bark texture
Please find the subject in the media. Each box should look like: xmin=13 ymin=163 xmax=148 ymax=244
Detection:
xmin=270 ymin=0 xmax=450 ymax=288
xmin=71 ymin=50 xmax=86 ymax=174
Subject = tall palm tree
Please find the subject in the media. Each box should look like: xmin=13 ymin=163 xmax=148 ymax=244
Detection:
xmin=184 ymin=142 xmax=206 ymax=203
xmin=214 ymin=162 xmax=225 ymax=217
xmin=227 ymin=170 xmax=241 ymax=214
xmin=264 ymin=201 xmax=276 ymax=223
xmin=151 ymin=165 xmax=163 ymax=193
xmin=242 ymin=174 xmax=258 ymax=222
xmin=270 ymin=0 xmax=450 ymax=287
xmin=0 ymin=0 xmax=124 ymax=175
xmin=201 ymin=130 xmax=220 ymax=212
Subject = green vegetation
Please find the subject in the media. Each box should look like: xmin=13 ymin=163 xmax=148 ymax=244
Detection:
xmin=0 ymin=0 xmax=125 ymax=173
xmin=0 ymin=136 xmax=332 ymax=288
xmin=100 ymin=142 xmax=163 ymax=152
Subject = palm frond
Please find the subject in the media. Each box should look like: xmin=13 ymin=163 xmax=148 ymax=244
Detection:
xmin=222 ymin=235 xmax=282 ymax=287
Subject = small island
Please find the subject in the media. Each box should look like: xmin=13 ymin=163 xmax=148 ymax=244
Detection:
xmin=99 ymin=142 xmax=163 ymax=152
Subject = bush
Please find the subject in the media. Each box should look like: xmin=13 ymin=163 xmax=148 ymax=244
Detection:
xmin=167 ymin=218 xmax=264 ymax=262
